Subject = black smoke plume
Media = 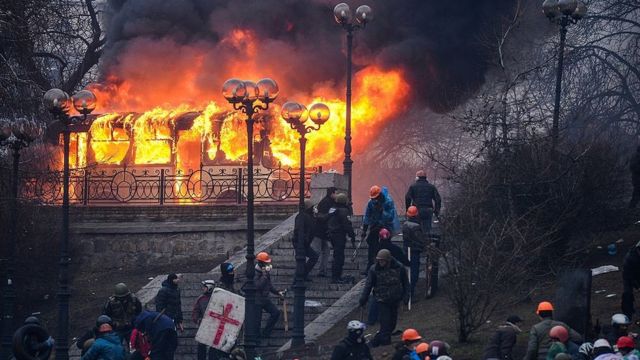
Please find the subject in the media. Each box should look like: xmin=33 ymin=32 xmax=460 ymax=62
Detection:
xmin=102 ymin=0 xmax=517 ymax=112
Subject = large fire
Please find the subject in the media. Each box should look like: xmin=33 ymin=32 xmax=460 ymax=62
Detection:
xmin=64 ymin=29 xmax=410 ymax=172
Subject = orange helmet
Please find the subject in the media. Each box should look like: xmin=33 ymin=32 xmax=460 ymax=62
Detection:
xmin=369 ymin=185 xmax=382 ymax=199
xmin=256 ymin=252 xmax=271 ymax=263
xmin=402 ymin=328 xmax=422 ymax=342
xmin=416 ymin=342 xmax=429 ymax=353
xmin=407 ymin=206 xmax=419 ymax=217
xmin=549 ymin=325 xmax=568 ymax=343
xmin=536 ymin=301 xmax=554 ymax=314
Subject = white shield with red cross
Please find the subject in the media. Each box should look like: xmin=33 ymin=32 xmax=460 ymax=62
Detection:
xmin=195 ymin=288 xmax=245 ymax=353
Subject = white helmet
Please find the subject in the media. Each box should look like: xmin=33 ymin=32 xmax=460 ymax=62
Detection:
xmin=347 ymin=320 xmax=366 ymax=331
xmin=436 ymin=357 xmax=452 ymax=360
xmin=201 ymin=280 xmax=216 ymax=290
xmin=612 ymin=313 xmax=631 ymax=326
xmin=578 ymin=342 xmax=593 ymax=355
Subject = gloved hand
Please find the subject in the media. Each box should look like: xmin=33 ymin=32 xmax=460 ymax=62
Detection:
xmin=45 ymin=336 xmax=55 ymax=348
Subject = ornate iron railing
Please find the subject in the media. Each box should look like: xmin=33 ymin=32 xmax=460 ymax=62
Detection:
xmin=12 ymin=166 xmax=315 ymax=205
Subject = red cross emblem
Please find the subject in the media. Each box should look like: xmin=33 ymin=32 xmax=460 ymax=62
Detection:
xmin=207 ymin=303 xmax=241 ymax=346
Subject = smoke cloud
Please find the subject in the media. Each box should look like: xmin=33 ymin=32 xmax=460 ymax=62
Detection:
xmin=101 ymin=0 xmax=516 ymax=112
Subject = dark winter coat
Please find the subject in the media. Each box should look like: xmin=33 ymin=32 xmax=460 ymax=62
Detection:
xmin=360 ymin=259 xmax=409 ymax=305
xmin=103 ymin=294 xmax=142 ymax=332
xmin=327 ymin=204 xmax=355 ymax=239
xmin=155 ymin=280 xmax=183 ymax=323
xmin=379 ymin=240 xmax=410 ymax=267
xmin=134 ymin=310 xmax=176 ymax=341
xmin=482 ymin=321 xmax=521 ymax=360
xmin=523 ymin=319 xmax=582 ymax=360
xmin=404 ymin=178 xmax=441 ymax=215
xmin=391 ymin=344 xmax=412 ymax=360
xmin=631 ymin=152 xmax=640 ymax=184
xmin=255 ymin=267 xmax=279 ymax=298
xmin=192 ymin=292 xmax=211 ymax=325
xmin=402 ymin=218 xmax=426 ymax=252
xmin=623 ymin=248 xmax=640 ymax=289
xmin=314 ymin=195 xmax=336 ymax=239
xmin=80 ymin=332 xmax=126 ymax=360
xmin=76 ymin=328 xmax=98 ymax=355
xmin=293 ymin=209 xmax=315 ymax=247
xmin=330 ymin=336 xmax=373 ymax=360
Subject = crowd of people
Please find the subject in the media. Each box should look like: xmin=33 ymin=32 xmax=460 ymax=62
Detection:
xmin=18 ymin=169 xmax=640 ymax=359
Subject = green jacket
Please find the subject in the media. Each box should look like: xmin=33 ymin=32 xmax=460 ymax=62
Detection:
xmin=523 ymin=319 xmax=582 ymax=360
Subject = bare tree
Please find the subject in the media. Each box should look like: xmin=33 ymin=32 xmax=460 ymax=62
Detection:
xmin=0 ymin=0 xmax=105 ymax=117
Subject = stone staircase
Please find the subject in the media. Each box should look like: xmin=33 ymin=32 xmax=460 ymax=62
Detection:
xmin=152 ymin=215 xmax=371 ymax=359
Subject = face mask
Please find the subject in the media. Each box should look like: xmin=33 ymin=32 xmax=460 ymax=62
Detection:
xmin=264 ymin=264 xmax=273 ymax=272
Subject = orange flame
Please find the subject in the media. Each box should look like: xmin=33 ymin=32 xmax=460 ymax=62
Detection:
xmin=66 ymin=28 xmax=410 ymax=173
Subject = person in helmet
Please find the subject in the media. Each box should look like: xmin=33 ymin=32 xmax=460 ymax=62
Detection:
xmin=622 ymin=241 xmax=640 ymax=319
xmin=415 ymin=343 xmax=430 ymax=360
xmin=80 ymin=316 xmax=126 ymax=360
xmin=378 ymin=228 xmax=409 ymax=267
xmin=192 ymin=280 xmax=220 ymax=360
xmin=255 ymin=252 xmax=284 ymax=339
xmin=482 ymin=315 xmax=522 ymax=360
xmin=76 ymin=315 xmax=113 ymax=356
xmin=546 ymin=325 xmax=580 ymax=360
xmin=293 ymin=199 xmax=320 ymax=281
xmin=616 ymin=336 xmax=640 ymax=359
xmin=404 ymin=170 xmax=441 ymax=233
xmin=327 ymin=192 xmax=356 ymax=284
xmin=592 ymin=339 xmax=620 ymax=360
xmin=219 ymin=262 xmax=236 ymax=293
xmin=359 ymin=249 xmax=409 ymax=347
xmin=524 ymin=301 xmax=582 ymax=360
xmin=312 ymin=187 xmax=338 ymax=277
xmin=12 ymin=315 xmax=55 ymax=360
xmin=103 ymin=282 xmax=142 ymax=345
xmin=392 ymin=328 xmax=423 ymax=360
xmin=601 ymin=314 xmax=633 ymax=346
xmin=576 ymin=342 xmax=594 ymax=360
xmin=330 ymin=320 xmax=373 ymax=360
xmin=155 ymin=274 xmax=184 ymax=332
xmin=429 ymin=340 xmax=450 ymax=359
xmin=362 ymin=185 xmax=400 ymax=272
xmin=402 ymin=206 xmax=426 ymax=299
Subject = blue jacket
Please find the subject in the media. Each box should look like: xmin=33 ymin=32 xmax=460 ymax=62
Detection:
xmin=363 ymin=187 xmax=400 ymax=232
xmin=134 ymin=310 xmax=175 ymax=339
xmin=80 ymin=332 xmax=125 ymax=360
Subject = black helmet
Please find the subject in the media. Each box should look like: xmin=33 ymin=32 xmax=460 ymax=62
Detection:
xmin=96 ymin=315 xmax=112 ymax=327
xmin=24 ymin=316 xmax=40 ymax=325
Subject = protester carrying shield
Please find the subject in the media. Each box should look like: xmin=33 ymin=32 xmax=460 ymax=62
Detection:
xmin=192 ymin=280 xmax=218 ymax=360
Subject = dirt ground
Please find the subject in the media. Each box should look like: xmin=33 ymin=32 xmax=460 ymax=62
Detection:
xmin=313 ymin=222 xmax=640 ymax=359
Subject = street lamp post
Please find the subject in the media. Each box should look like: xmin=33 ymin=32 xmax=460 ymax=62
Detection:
xmin=281 ymin=102 xmax=330 ymax=347
xmin=43 ymin=88 xmax=96 ymax=360
xmin=0 ymin=119 xmax=43 ymax=359
xmin=222 ymin=78 xmax=278 ymax=359
xmin=333 ymin=3 xmax=373 ymax=204
xmin=542 ymin=0 xmax=587 ymax=149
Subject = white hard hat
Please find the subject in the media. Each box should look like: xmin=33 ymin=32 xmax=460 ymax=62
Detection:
xmin=347 ymin=320 xmax=366 ymax=331
xmin=594 ymin=338 xmax=611 ymax=349
xmin=201 ymin=280 xmax=216 ymax=289
xmin=612 ymin=313 xmax=631 ymax=326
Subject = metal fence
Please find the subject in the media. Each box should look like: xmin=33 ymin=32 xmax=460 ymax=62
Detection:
xmin=10 ymin=166 xmax=314 ymax=205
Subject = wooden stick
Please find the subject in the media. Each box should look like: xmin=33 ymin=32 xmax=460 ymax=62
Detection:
xmin=282 ymin=296 xmax=289 ymax=333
